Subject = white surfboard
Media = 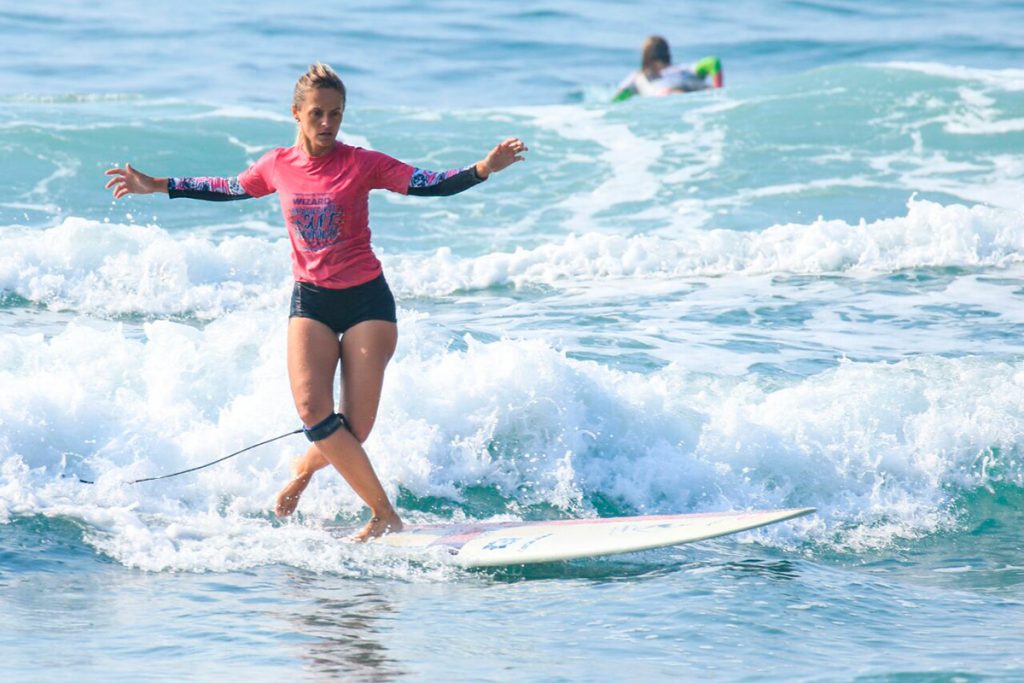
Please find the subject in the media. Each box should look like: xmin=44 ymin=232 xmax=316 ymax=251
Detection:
xmin=363 ymin=508 xmax=814 ymax=568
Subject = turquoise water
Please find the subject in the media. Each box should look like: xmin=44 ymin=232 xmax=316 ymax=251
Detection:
xmin=3 ymin=1 xmax=1024 ymax=681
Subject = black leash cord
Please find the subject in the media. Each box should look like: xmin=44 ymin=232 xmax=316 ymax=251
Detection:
xmin=77 ymin=428 xmax=303 ymax=485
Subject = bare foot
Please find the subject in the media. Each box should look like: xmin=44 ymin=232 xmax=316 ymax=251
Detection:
xmin=274 ymin=472 xmax=313 ymax=517
xmin=353 ymin=512 xmax=403 ymax=542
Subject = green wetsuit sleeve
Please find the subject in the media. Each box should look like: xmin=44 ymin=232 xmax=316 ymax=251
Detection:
xmin=693 ymin=56 xmax=722 ymax=79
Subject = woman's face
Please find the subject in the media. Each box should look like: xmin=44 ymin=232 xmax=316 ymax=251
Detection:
xmin=293 ymin=88 xmax=344 ymax=155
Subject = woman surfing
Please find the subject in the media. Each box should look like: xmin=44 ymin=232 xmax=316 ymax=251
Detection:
xmin=105 ymin=63 xmax=528 ymax=540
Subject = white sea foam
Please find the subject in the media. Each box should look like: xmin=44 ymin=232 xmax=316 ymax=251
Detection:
xmin=524 ymin=106 xmax=665 ymax=231
xmin=940 ymin=84 xmax=1024 ymax=136
xmin=226 ymin=135 xmax=272 ymax=156
xmin=177 ymin=105 xmax=293 ymax=123
xmin=0 ymin=120 xmax=138 ymax=132
xmin=865 ymin=141 xmax=1024 ymax=209
xmin=30 ymin=153 xmax=81 ymax=198
xmin=1 ymin=93 xmax=149 ymax=103
xmin=386 ymin=198 xmax=1024 ymax=296
xmin=882 ymin=62 xmax=1024 ymax=92
xmin=0 ymin=217 xmax=291 ymax=317
xmin=0 ymin=308 xmax=1021 ymax=571
xmin=1 ymin=199 xmax=1019 ymax=318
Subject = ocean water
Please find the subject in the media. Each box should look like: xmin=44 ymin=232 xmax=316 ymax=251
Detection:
xmin=3 ymin=1 xmax=1024 ymax=681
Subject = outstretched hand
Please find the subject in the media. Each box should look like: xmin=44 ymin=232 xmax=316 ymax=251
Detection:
xmin=476 ymin=138 xmax=528 ymax=178
xmin=104 ymin=163 xmax=163 ymax=199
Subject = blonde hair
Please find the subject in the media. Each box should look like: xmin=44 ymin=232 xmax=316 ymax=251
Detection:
xmin=293 ymin=63 xmax=347 ymax=146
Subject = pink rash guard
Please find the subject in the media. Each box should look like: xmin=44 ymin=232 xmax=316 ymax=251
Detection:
xmin=238 ymin=142 xmax=415 ymax=289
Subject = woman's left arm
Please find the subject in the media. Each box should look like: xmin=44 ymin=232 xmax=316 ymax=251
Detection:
xmin=407 ymin=138 xmax=528 ymax=197
xmin=693 ymin=56 xmax=724 ymax=88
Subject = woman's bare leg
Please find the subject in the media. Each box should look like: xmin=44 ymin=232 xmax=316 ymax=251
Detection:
xmin=338 ymin=320 xmax=402 ymax=540
xmin=273 ymin=449 xmax=327 ymax=517
xmin=274 ymin=319 xmax=397 ymax=516
xmin=275 ymin=317 xmax=402 ymax=540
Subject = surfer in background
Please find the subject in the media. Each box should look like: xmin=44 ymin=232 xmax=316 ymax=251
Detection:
xmin=105 ymin=63 xmax=528 ymax=540
xmin=613 ymin=35 xmax=723 ymax=101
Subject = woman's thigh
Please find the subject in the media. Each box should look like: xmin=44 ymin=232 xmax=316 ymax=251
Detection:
xmin=340 ymin=320 xmax=398 ymax=442
xmin=287 ymin=316 xmax=342 ymax=424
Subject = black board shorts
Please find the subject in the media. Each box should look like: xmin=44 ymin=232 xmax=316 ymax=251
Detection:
xmin=289 ymin=273 xmax=397 ymax=335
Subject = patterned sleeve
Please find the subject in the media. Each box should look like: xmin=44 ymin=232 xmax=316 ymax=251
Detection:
xmin=407 ymin=166 xmax=486 ymax=197
xmin=167 ymin=176 xmax=252 ymax=202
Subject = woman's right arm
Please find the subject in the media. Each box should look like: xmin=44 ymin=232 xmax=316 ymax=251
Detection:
xmin=105 ymin=164 xmax=252 ymax=201
xmin=612 ymin=71 xmax=640 ymax=102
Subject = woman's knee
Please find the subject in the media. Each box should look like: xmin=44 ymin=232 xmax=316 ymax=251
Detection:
xmin=344 ymin=415 xmax=375 ymax=443
xmin=294 ymin=397 xmax=335 ymax=428
xmin=295 ymin=398 xmax=373 ymax=442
